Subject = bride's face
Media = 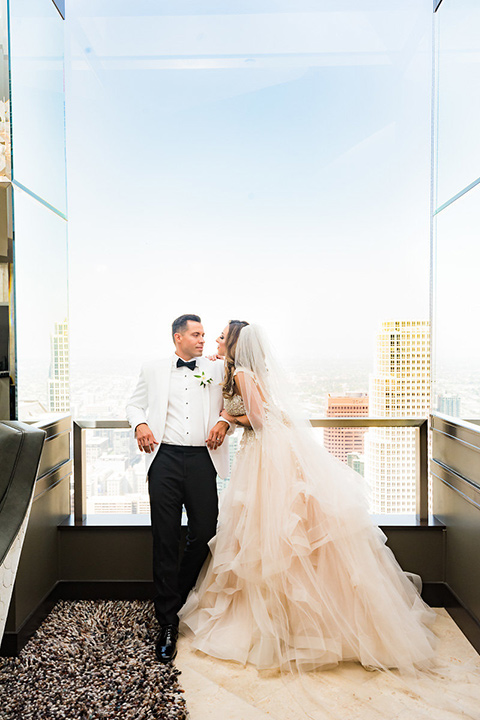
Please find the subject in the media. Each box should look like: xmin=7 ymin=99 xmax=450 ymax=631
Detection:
xmin=216 ymin=325 xmax=228 ymax=357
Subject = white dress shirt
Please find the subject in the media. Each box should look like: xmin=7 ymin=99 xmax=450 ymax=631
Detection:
xmin=162 ymin=355 xmax=208 ymax=446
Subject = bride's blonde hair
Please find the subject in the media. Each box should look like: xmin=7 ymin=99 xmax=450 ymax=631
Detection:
xmin=222 ymin=320 xmax=249 ymax=397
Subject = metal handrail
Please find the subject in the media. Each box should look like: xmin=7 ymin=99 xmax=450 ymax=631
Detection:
xmin=73 ymin=417 xmax=429 ymax=524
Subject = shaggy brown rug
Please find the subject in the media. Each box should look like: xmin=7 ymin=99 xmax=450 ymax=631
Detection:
xmin=0 ymin=600 xmax=187 ymax=719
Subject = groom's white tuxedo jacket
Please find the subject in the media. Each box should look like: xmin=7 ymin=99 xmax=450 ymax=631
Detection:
xmin=126 ymin=355 xmax=230 ymax=479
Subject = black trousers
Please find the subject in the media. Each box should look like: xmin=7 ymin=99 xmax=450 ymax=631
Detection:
xmin=148 ymin=443 xmax=218 ymax=627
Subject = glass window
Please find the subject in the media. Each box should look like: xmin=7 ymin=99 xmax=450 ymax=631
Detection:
xmin=433 ymin=183 xmax=480 ymax=419
xmin=64 ymin=1 xmax=434 ymax=517
xmin=66 ymin=0 xmax=433 ymax=422
xmin=14 ymin=188 xmax=68 ymax=417
xmin=9 ymin=0 xmax=67 ymax=214
xmin=435 ymin=0 xmax=480 ymax=209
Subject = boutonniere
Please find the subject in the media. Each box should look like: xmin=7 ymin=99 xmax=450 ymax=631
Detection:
xmin=194 ymin=371 xmax=213 ymax=388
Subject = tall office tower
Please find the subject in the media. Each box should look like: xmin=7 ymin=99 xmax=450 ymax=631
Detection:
xmin=323 ymin=393 xmax=369 ymax=464
xmin=365 ymin=320 xmax=430 ymax=514
xmin=48 ymin=319 xmax=70 ymax=413
xmin=437 ymin=392 xmax=461 ymax=417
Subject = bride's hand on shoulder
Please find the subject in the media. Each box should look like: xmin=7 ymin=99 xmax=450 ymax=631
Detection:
xmin=206 ymin=354 xmax=224 ymax=362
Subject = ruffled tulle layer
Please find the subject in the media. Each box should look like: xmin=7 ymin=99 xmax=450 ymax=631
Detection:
xmin=180 ymin=421 xmax=437 ymax=674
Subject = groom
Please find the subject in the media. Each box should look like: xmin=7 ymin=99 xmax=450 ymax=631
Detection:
xmin=126 ymin=314 xmax=230 ymax=662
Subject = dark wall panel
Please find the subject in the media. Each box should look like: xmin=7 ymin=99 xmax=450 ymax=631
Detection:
xmin=5 ymin=475 xmax=70 ymax=631
xmin=385 ymin=529 xmax=445 ymax=582
xmin=4 ymin=417 xmax=72 ymax=635
xmin=59 ymin=528 xmax=153 ymax=582
xmin=432 ymin=473 xmax=480 ymax=622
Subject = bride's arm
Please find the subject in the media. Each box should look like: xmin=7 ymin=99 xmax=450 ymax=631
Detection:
xmin=220 ymin=409 xmax=251 ymax=428
xmin=234 ymin=371 xmax=267 ymax=431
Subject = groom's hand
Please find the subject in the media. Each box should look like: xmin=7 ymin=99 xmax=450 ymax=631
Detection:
xmin=135 ymin=423 xmax=159 ymax=453
xmin=206 ymin=421 xmax=228 ymax=450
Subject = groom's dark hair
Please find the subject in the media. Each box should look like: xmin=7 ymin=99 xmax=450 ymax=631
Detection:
xmin=172 ymin=314 xmax=201 ymax=341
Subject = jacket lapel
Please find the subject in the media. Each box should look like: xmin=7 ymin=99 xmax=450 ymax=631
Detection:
xmin=157 ymin=357 xmax=172 ymax=430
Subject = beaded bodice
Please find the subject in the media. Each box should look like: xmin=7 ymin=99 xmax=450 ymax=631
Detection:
xmin=224 ymin=393 xmax=255 ymax=447
xmin=224 ymin=393 xmax=246 ymax=417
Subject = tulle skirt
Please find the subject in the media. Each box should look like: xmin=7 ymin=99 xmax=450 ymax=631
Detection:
xmin=179 ymin=420 xmax=437 ymax=674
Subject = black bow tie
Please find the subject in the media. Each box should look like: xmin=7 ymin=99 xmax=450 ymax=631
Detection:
xmin=177 ymin=358 xmax=196 ymax=371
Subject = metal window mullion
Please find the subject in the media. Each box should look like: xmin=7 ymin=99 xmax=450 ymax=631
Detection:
xmin=73 ymin=421 xmax=86 ymax=524
xmin=416 ymin=420 xmax=429 ymax=523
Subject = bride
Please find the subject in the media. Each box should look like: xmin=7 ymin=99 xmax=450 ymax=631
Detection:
xmin=179 ymin=321 xmax=437 ymax=674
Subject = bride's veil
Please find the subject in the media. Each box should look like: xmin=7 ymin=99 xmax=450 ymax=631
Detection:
xmin=234 ymin=323 xmax=309 ymax=431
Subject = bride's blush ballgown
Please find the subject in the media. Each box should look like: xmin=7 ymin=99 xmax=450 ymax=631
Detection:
xmin=180 ymin=389 xmax=437 ymax=674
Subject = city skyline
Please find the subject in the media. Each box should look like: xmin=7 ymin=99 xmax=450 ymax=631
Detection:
xmin=15 ymin=312 xmax=478 ymax=517
xmin=17 ymin=320 xmax=480 ymax=421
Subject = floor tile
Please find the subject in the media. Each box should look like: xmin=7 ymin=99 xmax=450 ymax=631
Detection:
xmin=178 ymin=665 xmax=272 ymax=720
xmin=176 ymin=636 xmax=296 ymax=704
xmin=175 ymin=609 xmax=480 ymax=720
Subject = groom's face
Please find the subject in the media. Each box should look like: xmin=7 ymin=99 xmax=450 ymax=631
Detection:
xmin=175 ymin=321 xmax=205 ymax=360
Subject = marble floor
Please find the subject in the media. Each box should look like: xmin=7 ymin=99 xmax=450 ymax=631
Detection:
xmin=175 ymin=610 xmax=480 ymax=720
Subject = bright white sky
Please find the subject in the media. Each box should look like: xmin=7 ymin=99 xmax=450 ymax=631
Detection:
xmin=15 ymin=1 xmax=451 ymax=374
xmin=62 ymin=0 xmax=436 ymax=366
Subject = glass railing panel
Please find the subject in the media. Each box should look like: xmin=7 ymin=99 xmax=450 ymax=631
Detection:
xmin=83 ymin=425 xmax=245 ymax=516
xmin=434 ymin=183 xmax=480 ymax=419
xmin=14 ymin=188 xmax=68 ymax=418
xmin=435 ymin=0 xmax=480 ymax=210
xmin=76 ymin=420 xmax=427 ymax=520
xmin=85 ymin=426 xmax=149 ymax=515
xmin=9 ymin=0 xmax=66 ymax=215
xmin=312 ymin=425 xmax=419 ymax=515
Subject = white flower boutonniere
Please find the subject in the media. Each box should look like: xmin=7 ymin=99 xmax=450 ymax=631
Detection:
xmin=194 ymin=371 xmax=213 ymax=388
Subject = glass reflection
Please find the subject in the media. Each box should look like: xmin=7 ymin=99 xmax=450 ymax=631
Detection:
xmin=13 ymin=188 xmax=68 ymax=419
xmin=435 ymin=0 xmax=480 ymax=209
xmin=434 ymin=184 xmax=480 ymax=419
xmin=9 ymin=0 xmax=66 ymax=214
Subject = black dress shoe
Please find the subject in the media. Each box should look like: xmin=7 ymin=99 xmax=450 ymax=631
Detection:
xmin=155 ymin=624 xmax=178 ymax=663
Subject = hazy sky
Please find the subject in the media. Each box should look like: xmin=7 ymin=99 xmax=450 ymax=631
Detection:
xmin=14 ymin=0 xmax=440 ymax=373
xmin=61 ymin=0 xmax=437 ymax=367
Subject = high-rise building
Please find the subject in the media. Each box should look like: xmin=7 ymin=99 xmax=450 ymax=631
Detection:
xmin=347 ymin=452 xmax=365 ymax=477
xmin=323 ymin=393 xmax=369 ymax=464
xmin=48 ymin=319 xmax=70 ymax=413
xmin=437 ymin=392 xmax=461 ymax=417
xmin=365 ymin=320 xmax=430 ymax=514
